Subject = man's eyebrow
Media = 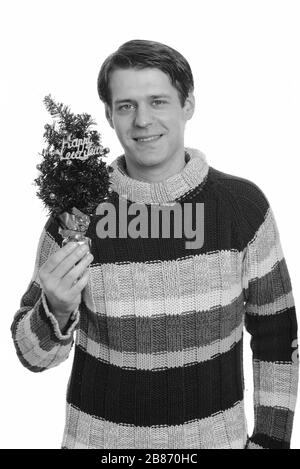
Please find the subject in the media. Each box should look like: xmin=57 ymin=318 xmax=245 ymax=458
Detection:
xmin=114 ymin=94 xmax=172 ymax=105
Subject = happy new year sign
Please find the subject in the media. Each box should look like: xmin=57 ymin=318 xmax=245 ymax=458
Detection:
xmin=58 ymin=135 xmax=102 ymax=160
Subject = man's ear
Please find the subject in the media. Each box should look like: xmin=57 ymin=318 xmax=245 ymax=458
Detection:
xmin=105 ymin=104 xmax=114 ymax=129
xmin=183 ymin=92 xmax=195 ymax=121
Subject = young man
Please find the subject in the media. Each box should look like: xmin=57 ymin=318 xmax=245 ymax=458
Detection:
xmin=11 ymin=39 xmax=298 ymax=449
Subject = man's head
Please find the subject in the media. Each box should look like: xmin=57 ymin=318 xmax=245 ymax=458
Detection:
xmin=97 ymin=39 xmax=195 ymax=178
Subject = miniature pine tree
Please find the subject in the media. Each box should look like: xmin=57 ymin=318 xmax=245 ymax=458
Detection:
xmin=34 ymin=94 xmax=112 ymax=218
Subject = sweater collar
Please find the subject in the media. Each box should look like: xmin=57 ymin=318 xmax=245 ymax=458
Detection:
xmin=109 ymin=147 xmax=209 ymax=204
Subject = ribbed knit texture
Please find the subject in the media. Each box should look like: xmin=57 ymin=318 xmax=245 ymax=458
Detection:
xmin=11 ymin=147 xmax=298 ymax=449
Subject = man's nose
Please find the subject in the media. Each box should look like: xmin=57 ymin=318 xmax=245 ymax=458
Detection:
xmin=134 ymin=104 xmax=153 ymax=127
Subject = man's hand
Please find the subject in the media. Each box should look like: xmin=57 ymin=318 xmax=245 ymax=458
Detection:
xmin=38 ymin=242 xmax=94 ymax=330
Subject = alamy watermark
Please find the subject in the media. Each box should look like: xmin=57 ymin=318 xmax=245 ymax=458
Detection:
xmin=95 ymin=197 xmax=204 ymax=250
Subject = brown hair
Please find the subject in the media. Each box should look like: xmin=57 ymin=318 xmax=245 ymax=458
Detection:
xmin=97 ymin=39 xmax=194 ymax=109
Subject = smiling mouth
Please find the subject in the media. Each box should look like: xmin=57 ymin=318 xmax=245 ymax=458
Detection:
xmin=133 ymin=134 xmax=164 ymax=143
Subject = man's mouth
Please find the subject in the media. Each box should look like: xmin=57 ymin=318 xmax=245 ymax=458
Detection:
xmin=133 ymin=134 xmax=164 ymax=143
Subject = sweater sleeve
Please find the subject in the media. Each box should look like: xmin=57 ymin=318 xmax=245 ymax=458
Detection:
xmin=242 ymin=203 xmax=299 ymax=449
xmin=10 ymin=215 xmax=80 ymax=372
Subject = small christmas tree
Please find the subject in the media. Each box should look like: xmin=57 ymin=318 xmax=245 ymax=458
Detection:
xmin=34 ymin=94 xmax=113 ymax=246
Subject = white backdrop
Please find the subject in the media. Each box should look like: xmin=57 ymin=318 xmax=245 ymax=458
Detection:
xmin=0 ymin=0 xmax=299 ymax=449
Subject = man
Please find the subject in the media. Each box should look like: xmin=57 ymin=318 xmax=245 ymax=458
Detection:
xmin=11 ymin=39 xmax=298 ymax=449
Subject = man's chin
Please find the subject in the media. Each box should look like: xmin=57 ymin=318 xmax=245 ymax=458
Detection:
xmin=125 ymin=147 xmax=167 ymax=165
xmin=134 ymin=153 xmax=167 ymax=167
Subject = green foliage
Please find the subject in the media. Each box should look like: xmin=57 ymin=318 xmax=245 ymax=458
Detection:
xmin=34 ymin=95 xmax=111 ymax=217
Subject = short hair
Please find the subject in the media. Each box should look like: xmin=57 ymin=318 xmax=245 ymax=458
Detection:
xmin=97 ymin=39 xmax=194 ymax=109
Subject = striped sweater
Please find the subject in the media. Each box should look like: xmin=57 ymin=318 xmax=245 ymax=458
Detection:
xmin=11 ymin=147 xmax=299 ymax=449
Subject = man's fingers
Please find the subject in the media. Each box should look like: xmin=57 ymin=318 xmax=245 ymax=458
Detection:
xmin=69 ymin=269 xmax=90 ymax=294
xmin=40 ymin=242 xmax=78 ymax=274
xmin=52 ymin=243 xmax=91 ymax=279
xmin=61 ymin=252 xmax=93 ymax=288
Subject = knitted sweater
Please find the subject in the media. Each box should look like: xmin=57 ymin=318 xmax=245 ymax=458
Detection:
xmin=11 ymin=148 xmax=298 ymax=449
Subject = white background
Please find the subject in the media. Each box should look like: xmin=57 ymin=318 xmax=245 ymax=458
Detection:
xmin=0 ymin=0 xmax=299 ymax=449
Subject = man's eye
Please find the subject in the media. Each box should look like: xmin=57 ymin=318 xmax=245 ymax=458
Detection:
xmin=153 ymin=100 xmax=166 ymax=105
xmin=118 ymin=101 xmax=166 ymax=111
xmin=119 ymin=104 xmax=134 ymax=111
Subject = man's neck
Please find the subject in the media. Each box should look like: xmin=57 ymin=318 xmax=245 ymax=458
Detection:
xmin=124 ymin=150 xmax=188 ymax=183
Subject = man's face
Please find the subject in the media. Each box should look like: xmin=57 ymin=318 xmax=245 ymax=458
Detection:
xmin=105 ymin=67 xmax=195 ymax=169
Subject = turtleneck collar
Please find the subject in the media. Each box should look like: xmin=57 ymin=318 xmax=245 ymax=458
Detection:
xmin=109 ymin=147 xmax=209 ymax=204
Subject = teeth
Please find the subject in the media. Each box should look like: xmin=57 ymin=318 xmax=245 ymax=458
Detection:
xmin=136 ymin=135 xmax=161 ymax=142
